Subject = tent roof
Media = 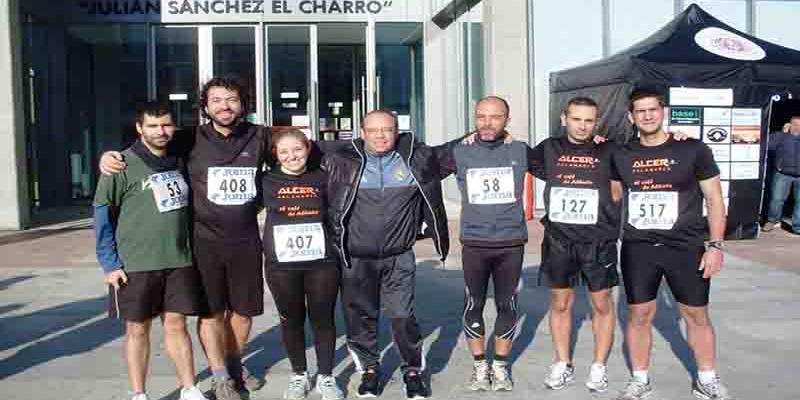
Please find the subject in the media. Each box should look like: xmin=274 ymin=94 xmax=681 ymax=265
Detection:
xmin=551 ymin=4 xmax=800 ymax=92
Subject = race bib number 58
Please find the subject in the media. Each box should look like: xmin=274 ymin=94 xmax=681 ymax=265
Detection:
xmin=466 ymin=167 xmax=516 ymax=205
xmin=273 ymin=222 xmax=326 ymax=262
xmin=150 ymin=170 xmax=189 ymax=213
xmin=627 ymin=191 xmax=678 ymax=230
xmin=207 ymin=167 xmax=257 ymax=205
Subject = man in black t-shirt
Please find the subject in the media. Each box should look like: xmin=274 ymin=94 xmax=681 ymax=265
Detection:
xmin=612 ymin=89 xmax=731 ymax=400
xmin=532 ymin=97 xmax=622 ymax=394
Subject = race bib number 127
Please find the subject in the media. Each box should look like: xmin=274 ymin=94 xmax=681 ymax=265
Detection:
xmin=207 ymin=167 xmax=257 ymax=205
xmin=549 ymin=187 xmax=599 ymax=225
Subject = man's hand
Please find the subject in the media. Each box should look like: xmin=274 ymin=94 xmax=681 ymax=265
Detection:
xmin=105 ymin=269 xmax=128 ymax=290
xmin=699 ymin=248 xmax=723 ymax=279
xmin=593 ymin=135 xmax=607 ymax=144
xmin=783 ymin=123 xmax=791 ymax=133
xmin=100 ymin=151 xmax=127 ymax=175
xmin=669 ymin=131 xmax=690 ymax=141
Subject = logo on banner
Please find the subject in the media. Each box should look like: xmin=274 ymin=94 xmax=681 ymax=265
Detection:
xmin=694 ymin=27 xmax=766 ymax=61
xmin=706 ymin=127 xmax=729 ymax=143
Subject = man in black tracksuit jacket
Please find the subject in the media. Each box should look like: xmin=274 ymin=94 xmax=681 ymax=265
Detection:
xmin=321 ymin=110 xmax=449 ymax=399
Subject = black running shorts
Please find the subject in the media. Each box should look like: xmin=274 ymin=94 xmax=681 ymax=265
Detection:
xmin=108 ymin=266 xmax=205 ymax=322
xmin=539 ymin=235 xmax=619 ymax=292
xmin=194 ymin=237 xmax=264 ymax=317
xmin=620 ymin=241 xmax=709 ymax=307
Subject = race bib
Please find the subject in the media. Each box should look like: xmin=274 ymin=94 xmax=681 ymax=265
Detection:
xmin=549 ymin=186 xmax=599 ymax=225
xmin=466 ymin=167 xmax=516 ymax=205
xmin=273 ymin=222 xmax=326 ymax=262
xmin=149 ymin=170 xmax=189 ymax=213
xmin=627 ymin=191 xmax=679 ymax=230
xmin=207 ymin=167 xmax=257 ymax=205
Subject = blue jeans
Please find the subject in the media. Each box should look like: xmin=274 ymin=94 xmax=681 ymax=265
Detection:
xmin=767 ymin=171 xmax=800 ymax=231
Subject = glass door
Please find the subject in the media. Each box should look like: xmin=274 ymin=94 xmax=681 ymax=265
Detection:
xmin=265 ymin=25 xmax=314 ymax=137
xmin=375 ymin=22 xmax=424 ymax=140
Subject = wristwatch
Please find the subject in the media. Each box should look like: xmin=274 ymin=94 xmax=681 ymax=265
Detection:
xmin=706 ymin=241 xmax=725 ymax=250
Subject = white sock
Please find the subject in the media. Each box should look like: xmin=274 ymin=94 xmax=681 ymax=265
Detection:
xmin=698 ymin=370 xmax=717 ymax=384
xmin=553 ymin=361 xmax=568 ymax=369
xmin=632 ymin=370 xmax=649 ymax=384
xmin=590 ymin=363 xmax=605 ymax=371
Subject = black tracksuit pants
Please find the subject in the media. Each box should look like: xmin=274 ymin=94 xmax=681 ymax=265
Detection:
xmin=341 ymin=249 xmax=423 ymax=372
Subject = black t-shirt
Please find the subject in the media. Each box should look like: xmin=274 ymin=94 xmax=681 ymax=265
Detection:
xmin=182 ymin=122 xmax=271 ymax=242
xmin=261 ymin=168 xmax=338 ymax=270
xmin=611 ymin=136 xmax=719 ymax=248
xmin=530 ymin=137 xmax=621 ymax=242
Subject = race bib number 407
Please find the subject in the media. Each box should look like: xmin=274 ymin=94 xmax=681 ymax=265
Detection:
xmin=207 ymin=167 xmax=257 ymax=205
xmin=627 ymin=191 xmax=679 ymax=230
xmin=466 ymin=167 xmax=516 ymax=205
xmin=150 ymin=170 xmax=189 ymax=213
xmin=549 ymin=187 xmax=599 ymax=225
xmin=273 ymin=222 xmax=326 ymax=263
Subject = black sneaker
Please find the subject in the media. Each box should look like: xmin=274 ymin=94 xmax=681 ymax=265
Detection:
xmin=357 ymin=370 xmax=380 ymax=398
xmin=402 ymin=372 xmax=428 ymax=400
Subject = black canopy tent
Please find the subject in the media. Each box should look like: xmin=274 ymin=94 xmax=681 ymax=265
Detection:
xmin=549 ymin=4 xmax=800 ymax=239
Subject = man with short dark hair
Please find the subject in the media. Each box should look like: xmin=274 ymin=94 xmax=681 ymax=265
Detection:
xmin=763 ymin=115 xmax=800 ymax=233
xmin=323 ymin=109 xmax=450 ymax=400
xmin=533 ymin=96 xmax=622 ymax=393
xmin=612 ymin=89 xmax=731 ymax=400
xmin=94 ymin=103 xmax=207 ymax=400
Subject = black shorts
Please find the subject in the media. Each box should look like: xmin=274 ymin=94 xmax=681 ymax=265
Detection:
xmin=194 ymin=237 xmax=264 ymax=317
xmin=108 ymin=266 xmax=205 ymax=322
xmin=539 ymin=235 xmax=619 ymax=292
xmin=620 ymin=241 xmax=709 ymax=307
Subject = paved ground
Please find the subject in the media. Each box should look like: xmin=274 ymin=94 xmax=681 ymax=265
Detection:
xmin=1 ymin=217 xmax=798 ymax=399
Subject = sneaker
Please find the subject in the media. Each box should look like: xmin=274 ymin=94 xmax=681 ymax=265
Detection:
xmin=469 ymin=360 xmax=491 ymax=391
xmin=131 ymin=394 xmax=149 ymax=400
xmin=240 ymin=365 xmax=265 ymax=392
xmin=180 ymin=386 xmax=209 ymax=400
xmin=762 ymin=222 xmax=778 ymax=232
xmin=692 ymin=376 xmax=733 ymax=400
xmin=616 ymin=379 xmax=652 ymax=400
xmin=316 ymin=375 xmax=345 ymax=400
xmin=284 ymin=372 xmax=311 ymax=400
xmin=544 ymin=362 xmax=575 ymax=390
xmin=211 ymin=377 xmax=243 ymax=400
xmin=402 ymin=372 xmax=428 ymax=400
xmin=586 ymin=364 xmax=609 ymax=393
xmin=490 ymin=362 xmax=513 ymax=391
xmin=357 ymin=370 xmax=380 ymax=398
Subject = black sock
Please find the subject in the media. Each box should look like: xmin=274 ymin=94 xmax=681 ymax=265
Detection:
xmin=494 ymin=354 xmax=509 ymax=363
xmin=473 ymin=354 xmax=486 ymax=362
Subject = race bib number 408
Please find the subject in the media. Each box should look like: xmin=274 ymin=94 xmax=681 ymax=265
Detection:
xmin=549 ymin=187 xmax=599 ymax=225
xmin=627 ymin=191 xmax=679 ymax=230
xmin=466 ymin=167 xmax=516 ymax=205
xmin=150 ymin=170 xmax=189 ymax=213
xmin=273 ymin=222 xmax=326 ymax=263
xmin=207 ymin=167 xmax=257 ymax=205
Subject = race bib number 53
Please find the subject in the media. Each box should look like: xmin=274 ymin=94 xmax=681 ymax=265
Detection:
xmin=466 ymin=167 xmax=516 ymax=205
xmin=273 ymin=223 xmax=326 ymax=262
xmin=150 ymin=170 xmax=189 ymax=213
xmin=207 ymin=167 xmax=256 ymax=205
xmin=627 ymin=191 xmax=678 ymax=230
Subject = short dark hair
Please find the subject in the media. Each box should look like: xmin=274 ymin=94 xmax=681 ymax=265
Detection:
xmin=791 ymin=115 xmax=800 ymax=121
xmin=135 ymin=101 xmax=171 ymax=125
xmin=564 ymin=96 xmax=599 ymax=113
xmin=476 ymin=95 xmax=510 ymax=116
xmin=360 ymin=109 xmax=399 ymax=130
xmin=628 ymin=88 xmax=665 ymax=111
xmin=199 ymin=77 xmax=248 ymax=119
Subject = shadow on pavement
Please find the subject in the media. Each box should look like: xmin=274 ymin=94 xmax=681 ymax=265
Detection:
xmin=0 ymin=296 xmax=123 ymax=379
xmin=0 ymin=274 xmax=37 ymax=291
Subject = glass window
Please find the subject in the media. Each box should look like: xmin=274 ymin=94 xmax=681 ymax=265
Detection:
xmin=156 ymin=27 xmax=198 ymax=128
xmin=755 ymin=1 xmax=800 ymax=50
xmin=686 ymin=1 xmax=748 ymax=32
xmin=318 ymin=23 xmax=365 ymax=141
xmin=268 ymin=26 xmax=311 ymax=132
xmin=213 ymin=27 xmax=257 ymax=122
xmin=376 ymin=22 xmax=424 ymax=139
xmin=463 ymin=21 xmax=484 ymax=134
xmin=609 ymin=0 xmax=675 ymax=54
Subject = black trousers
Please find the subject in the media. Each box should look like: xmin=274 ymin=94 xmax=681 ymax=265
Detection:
xmin=341 ymin=249 xmax=423 ymax=372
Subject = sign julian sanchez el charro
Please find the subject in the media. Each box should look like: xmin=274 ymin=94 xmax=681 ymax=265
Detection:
xmin=62 ymin=0 xmax=421 ymax=22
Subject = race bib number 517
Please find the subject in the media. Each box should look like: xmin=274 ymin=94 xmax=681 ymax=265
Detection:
xmin=207 ymin=167 xmax=257 ymax=205
xmin=627 ymin=191 xmax=678 ymax=230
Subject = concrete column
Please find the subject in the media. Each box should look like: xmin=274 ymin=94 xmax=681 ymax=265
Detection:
xmin=0 ymin=0 xmax=29 ymax=229
xmin=482 ymin=0 xmax=531 ymax=141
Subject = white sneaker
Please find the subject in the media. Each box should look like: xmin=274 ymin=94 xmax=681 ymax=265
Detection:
xmin=544 ymin=362 xmax=575 ymax=390
xmin=316 ymin=375 xmax=345 ymax=400
xmin=693 ymin=376 xmax=734 ymax=400
xmin=284 ymin=372 xmax=311 ymax=400
xmin=490 ymin=361 xmax=513 ymax=391
xmin=180 ymin=386 xmax=209 ymax=400
xmin=586 ymin=364 xmax=609 ymax=393
xmin=131 ymin=394 xmax=149 ymax=400
xmin=469 ymin=360 xmax=491 ymax=391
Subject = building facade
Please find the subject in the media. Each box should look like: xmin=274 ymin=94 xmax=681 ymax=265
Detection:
xmin=0 ymin=0 xmax=798 ymax=229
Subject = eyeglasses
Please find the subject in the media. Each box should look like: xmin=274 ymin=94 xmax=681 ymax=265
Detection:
xmin=363 ymin=127 xmax=396 ymax=134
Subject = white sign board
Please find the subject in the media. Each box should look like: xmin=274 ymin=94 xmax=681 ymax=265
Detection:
xmin=669 ymin=87 xmax=733 ymax=107
xmin=161 ymin=0 xmax=423 ymax=22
